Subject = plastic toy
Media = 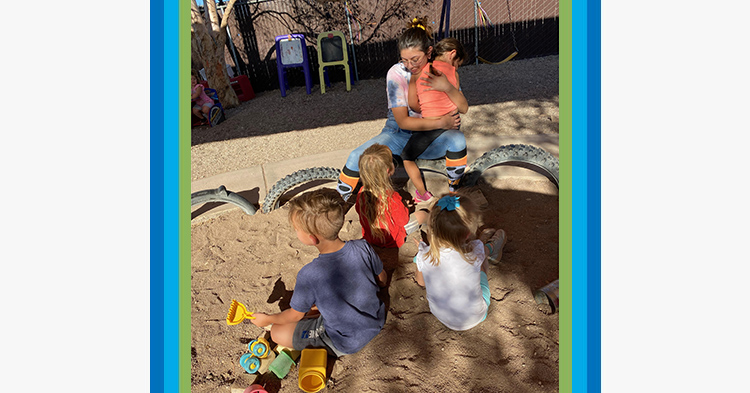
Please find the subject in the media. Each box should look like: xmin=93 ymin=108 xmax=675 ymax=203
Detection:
xmin=248 ymin=337 xmax=270 ymax=358
xmin=268 ymin=349 xmax=296 ymax=379
xmin=298 ymin=348 xmax=328 ymax=392
xmin=240 ymin=353 xmax=261 ymax=374
xmin=227 ymin=299 xmax=255 ymax=325
xmin=243 ymin=384 xmax=268 ymax=393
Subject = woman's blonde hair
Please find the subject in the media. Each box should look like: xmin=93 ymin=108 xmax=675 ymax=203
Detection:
xmin=425 ymin=190 xmax=480 ymax=266
xmin=358 ymin=144 xmax=396 ymax=243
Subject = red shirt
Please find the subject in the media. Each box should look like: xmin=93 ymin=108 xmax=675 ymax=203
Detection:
xmin=355 ymin=190 xmax=410 ymax=248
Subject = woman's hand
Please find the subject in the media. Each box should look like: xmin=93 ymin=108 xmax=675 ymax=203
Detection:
xmin=439 ymin=110 xmax=461 ymax=130
xmin=419 ymin=68 xmax=453 ymax=93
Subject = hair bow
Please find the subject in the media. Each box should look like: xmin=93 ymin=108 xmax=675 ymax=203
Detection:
xmin=436 ymin=195 xmax=460 ymax=211
xmin=412 ymin=17 xmax=425 ymax=30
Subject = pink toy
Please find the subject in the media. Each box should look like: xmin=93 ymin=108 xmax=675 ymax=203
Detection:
xmin=243 ymin=384 xmax=268 ymax=393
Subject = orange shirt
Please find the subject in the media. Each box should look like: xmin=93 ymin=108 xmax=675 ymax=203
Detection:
xmin=415 ymin=60 xmax=458 ymax=118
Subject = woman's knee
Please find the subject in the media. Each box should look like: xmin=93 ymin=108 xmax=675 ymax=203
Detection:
xmin=441 ymin=130 xmax=467 ymax=152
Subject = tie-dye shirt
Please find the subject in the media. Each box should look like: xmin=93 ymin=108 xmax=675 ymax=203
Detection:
xmin=385 ymin=63 xmax=420 ymax=119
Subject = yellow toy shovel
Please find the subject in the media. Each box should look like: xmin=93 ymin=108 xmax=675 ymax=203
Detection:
xmin=226 ymin=299 xmax=255 ymax=325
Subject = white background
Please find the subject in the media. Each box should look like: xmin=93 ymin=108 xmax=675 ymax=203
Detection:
xmin=1 ymin=1 xmax=150 ymax=392
xmin=3 ymin=1 xmax=749 ymax=392
xmin=602 ymin=1 xmax=750 ymax=392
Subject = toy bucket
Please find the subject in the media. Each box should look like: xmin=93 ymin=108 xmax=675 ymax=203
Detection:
xmin=298 ymin=348 xmax=328 ymax=392
xmin=269 ymin=350 xmax=296 ymax=379
xmin=534 ymin=279 xmax=559 ymax=314
xmin=243 ymin=384 xmax=268 ymax=393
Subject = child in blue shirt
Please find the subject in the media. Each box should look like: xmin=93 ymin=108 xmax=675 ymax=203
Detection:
xmin=251 ymin=188 xmax=387 ymax=356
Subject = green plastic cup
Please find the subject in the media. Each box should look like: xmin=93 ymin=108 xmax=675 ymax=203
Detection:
xmin=268 ymin=350 xmax=296 ymax=379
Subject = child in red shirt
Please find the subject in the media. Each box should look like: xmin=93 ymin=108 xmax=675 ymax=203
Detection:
xmin=355 ymin=144 xmax=429 ymax=248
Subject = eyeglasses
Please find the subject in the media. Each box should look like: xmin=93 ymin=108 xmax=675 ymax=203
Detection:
xmin=399 ymin=53 xmax=426 ymax=67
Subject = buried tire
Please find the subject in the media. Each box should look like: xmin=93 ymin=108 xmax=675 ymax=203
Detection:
xmin=261 ymin=167 xmax=341 ymax=213
xmin=459 ymin=144 xmax=559 ymax=189
xmin=191 ymin=185 xmax=257 ymax=216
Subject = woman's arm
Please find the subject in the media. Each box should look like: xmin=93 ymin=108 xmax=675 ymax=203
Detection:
xmin=392 ymin=106 xmax=460 ymax=131
xmin=408 ymin=73 xmax=422 ymax=113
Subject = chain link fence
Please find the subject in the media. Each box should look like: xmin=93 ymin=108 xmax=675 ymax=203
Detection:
xmin=198 ymin=0 xmax=557 ymax=94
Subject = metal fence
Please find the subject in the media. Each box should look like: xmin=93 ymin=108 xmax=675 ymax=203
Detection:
xmin=205 ymin=0 xmax=558 ymax=94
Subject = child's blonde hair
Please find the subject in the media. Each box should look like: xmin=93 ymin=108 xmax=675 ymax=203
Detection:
xmin=358 ymin=144 xmax=396 ymax=243
xmin=287 ymin=188 xmax=345 ymax=241
xmin=434 ymin=37 xmax=467 ymax=66
xmin=425 ymin=191 xmax=480 ymax=266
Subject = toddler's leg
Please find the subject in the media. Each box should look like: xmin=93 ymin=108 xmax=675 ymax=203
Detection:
xmin=403 ymin=160 xmax=430 ymax=199
xmin=404 ymin=209 xmax=429 ymax=235
xmin=192 ymin=106 xmax=203 ymax=119
xmin=269 ymin=321 xmax=297 ymax=348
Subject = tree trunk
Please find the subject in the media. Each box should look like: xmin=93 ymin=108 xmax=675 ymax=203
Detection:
xmin=191 ymin=0 xmax=240 ymax=108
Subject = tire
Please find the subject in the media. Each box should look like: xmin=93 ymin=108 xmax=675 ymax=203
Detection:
xmin=261 ymin=167 xmax=341 ymax=213
xmin=459 ymin=144 xmax=559 ymax=189
xmin=191 ymin=185 xmax=257 ymax=215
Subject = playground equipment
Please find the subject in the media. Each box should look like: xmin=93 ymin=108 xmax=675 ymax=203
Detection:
xmin=191 ymin=144 xmax=559 ymax=216
xmin=191 ymin=185 xmax=256 ymax=216
xmin=260 ymin=144 xmax=559 ymax=214
xmin=275 ymin=34 xmax=313 ymax=97
xmin=317 ymin=31 xmax=351 ymax=94
xmin=438 ymin=0 xmax=520 ymax=65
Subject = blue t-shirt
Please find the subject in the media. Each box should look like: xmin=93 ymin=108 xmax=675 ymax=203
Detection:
xmin=289 ymin=239 xmax=386 ymax=354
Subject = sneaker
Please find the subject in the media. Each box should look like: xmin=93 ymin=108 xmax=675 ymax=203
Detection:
xmin=485 ymin=229 xmax=507 ymax=265
xmin=414 ymin=190 xmax=434 ymax=203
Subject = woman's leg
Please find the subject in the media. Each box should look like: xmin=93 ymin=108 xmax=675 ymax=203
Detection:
xmin=418 ymin=130 xmax=467 ymax=192
xmin=336 ymin=119 xmax=410 ymax=200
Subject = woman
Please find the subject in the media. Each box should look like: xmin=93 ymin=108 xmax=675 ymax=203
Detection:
xmin=336 ymin=17 xmax=468 ymax=202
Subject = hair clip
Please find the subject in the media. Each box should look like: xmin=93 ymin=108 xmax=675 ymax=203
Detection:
xmin=436 ymin=195 xmax=460 ymax=211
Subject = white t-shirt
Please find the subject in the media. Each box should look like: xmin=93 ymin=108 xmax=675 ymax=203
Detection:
xmin=415 ymin=239 xmax=487 ymax=331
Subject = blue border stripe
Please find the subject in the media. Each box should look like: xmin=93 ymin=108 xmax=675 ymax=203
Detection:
xmin=572 ymin=0 xmax=588 ymax=391
xmin=164 ymin=0 xmax=179 ymax=392
xmin=150 ymin=0 xmax=164 ymax=392
xmin=587 ymin=0 xmax=601 ymax=391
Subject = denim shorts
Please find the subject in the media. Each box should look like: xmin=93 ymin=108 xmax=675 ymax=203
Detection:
xmin=292 ymin=315 xmax=347 ymax=357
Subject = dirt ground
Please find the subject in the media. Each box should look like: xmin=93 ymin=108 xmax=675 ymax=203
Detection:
xmin=191 ymin=55 xmax=560 ymax=393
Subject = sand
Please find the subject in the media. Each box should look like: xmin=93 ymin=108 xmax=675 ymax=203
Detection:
xmin=191 ymin=55 xmax=560 ymax=393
